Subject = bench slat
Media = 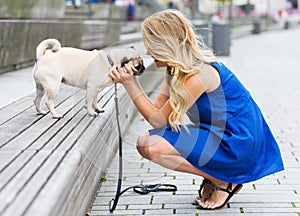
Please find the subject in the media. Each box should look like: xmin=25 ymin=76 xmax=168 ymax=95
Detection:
xmin=2 ymin=150 xmax=68 ymax=215
xmin=0 ymin=150 xmax=52 ymax=213
xmin=0 ymin=95 xmax=34 ymax=125
xmin=24 ymin=150 xmax=82 ymax=215
xmin=0 ymin=87 xmax=81 ymax=149
xmin=1 ymin=89 xmax=84 ymax=150
xmin=0 ymin=150 xmax=35 ymax=190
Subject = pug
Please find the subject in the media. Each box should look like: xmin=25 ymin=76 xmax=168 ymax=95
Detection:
xmin=33 ymin=38 xmax=145 ymax=119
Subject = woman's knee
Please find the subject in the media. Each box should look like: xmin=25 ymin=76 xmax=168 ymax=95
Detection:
xmin=136 ymin=132 xmax=160 ymax=160
xmin=136 ymin=132 xmax=151 ymax=159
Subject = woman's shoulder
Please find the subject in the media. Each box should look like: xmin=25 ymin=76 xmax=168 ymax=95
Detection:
xmin=192 ymin=63 xmax=221 ymax=92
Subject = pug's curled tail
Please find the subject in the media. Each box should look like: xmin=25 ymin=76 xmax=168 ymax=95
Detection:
xmin=36 ymin=38 xmax=61 ymax=60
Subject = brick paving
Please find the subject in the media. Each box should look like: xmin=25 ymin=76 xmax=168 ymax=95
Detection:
xmin=89 ymin=28 xmax=300 ymax=216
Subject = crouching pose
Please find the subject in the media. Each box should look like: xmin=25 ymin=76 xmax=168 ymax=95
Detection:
xmin=109 ymin=9 xmax=284 ymax=210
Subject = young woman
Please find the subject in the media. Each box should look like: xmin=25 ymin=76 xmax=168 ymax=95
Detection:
xmin=109 ymin=9 xmax=284 ymax=210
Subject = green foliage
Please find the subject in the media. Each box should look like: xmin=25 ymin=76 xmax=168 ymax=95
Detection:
xmin=214 ymin=0 xmax=232 ymax=4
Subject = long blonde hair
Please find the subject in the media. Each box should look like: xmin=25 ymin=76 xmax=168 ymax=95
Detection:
xmin=141 ymin=9 xmax=218 ymax=131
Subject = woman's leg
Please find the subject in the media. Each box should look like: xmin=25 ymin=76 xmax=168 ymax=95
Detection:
xmin=137 ymin=132 xmax=213 ymax=178
xmin=136 ymin=131 xmax=241 ymax=209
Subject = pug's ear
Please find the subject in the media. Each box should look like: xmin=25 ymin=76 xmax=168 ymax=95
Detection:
xmin=121 ymin=57 xmax=129 ymax=66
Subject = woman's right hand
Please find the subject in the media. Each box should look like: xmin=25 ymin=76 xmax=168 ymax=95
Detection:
xmin=109 ymin=64 xmax=134 ymax=84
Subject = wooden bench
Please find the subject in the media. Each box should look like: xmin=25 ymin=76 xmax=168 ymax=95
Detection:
xmin=0 ymin=42 xmax=159 ymax=215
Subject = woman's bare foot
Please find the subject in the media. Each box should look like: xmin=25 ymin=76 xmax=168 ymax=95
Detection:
xmin=194 ymin=179 xmax=213 ymax=204
xmin=197 ymin=182 xmax=243 ymax=209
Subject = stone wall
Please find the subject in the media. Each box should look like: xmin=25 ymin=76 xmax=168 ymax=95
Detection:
xmin=0 ymin=20 xmax=121 ymax=73
xmin=91 ymin=4 xmax=155 ymax=20
xmin=0 ymin=0 xmax=65 ymax=19
xmin=64 ymin=3 xmax=158 ymax=21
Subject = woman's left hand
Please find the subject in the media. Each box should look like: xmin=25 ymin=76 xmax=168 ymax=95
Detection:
xmin=109 ymin=64 xmax=134 ymax=84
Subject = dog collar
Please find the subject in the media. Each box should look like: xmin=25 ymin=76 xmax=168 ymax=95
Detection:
xmin=107 ymin=54 xmax=114 ymax=67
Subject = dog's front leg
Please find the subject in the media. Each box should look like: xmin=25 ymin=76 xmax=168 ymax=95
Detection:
xmin=92 ymin=91 xmax=104 ymax=114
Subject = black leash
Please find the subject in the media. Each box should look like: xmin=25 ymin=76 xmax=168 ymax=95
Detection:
xmin=108 ymin=83 xmax=123 ymax=212
xmin=109 ymin=83 xmax=177 ymax=213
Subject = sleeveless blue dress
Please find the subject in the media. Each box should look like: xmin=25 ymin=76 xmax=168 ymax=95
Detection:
xmin=149 ymin=62 xmax=284 ymax=184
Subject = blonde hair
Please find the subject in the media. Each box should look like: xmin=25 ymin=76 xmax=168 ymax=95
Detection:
xmin=141 ymin=9 xmax=218 ymax=131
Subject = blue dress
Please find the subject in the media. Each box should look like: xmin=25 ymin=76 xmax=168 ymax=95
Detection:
xmin=149 ymin=62 xmax=284 ymax=184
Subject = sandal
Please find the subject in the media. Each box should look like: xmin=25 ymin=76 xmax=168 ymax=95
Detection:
xmin=191 ymin=179 xmax=212 ymax=206
xmin=197 ymin=183 xmax=243 ymax=210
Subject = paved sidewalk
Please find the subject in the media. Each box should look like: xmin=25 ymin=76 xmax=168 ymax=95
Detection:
xmin=0 ymin=67 xmax=34 ymax=109
xmin=90 ymin=28 xmax=300 ymax=215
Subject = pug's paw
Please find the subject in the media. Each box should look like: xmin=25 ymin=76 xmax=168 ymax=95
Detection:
xmin=88 ymin=110 xmax=98 ymax=117
xmin=95 ymin=107 xmax=105 ymax=113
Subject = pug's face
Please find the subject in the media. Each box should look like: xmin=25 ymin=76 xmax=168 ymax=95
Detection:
xmin=110 ymin=47 xmax=145 ymax=76
xmin=120 ymin=56 xmax=145 ymax=76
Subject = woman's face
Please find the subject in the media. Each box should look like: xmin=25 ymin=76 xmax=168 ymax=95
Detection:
xmin=146 ymin=50 xmax=168 ymax=68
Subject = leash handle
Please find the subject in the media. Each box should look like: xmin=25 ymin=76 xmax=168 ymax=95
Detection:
xmin=133 ymin=183 xmax=177 ymax=195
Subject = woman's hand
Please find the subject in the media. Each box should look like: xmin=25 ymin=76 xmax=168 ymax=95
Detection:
xmin=109 ymin=64 xmax=134 ymax=84
xmin=109 ymin=62 xmax=171 ymax=129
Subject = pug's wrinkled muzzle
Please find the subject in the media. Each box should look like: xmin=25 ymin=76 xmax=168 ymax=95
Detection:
xmin=121 ymin=56 xmax=145 ymax=76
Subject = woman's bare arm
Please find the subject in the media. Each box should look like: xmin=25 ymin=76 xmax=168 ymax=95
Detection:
xmin=109 ymin=64 xmax=219 ymax=128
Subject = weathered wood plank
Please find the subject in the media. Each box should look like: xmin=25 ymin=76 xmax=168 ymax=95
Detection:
xmin=0 ymin=150 xmax=52 ymax=213
xmin=1 ymin=94 xmax=85 ymax=151
xmin=0 ymin=150 xmax=22 ymax=173
xmin=0 ymin=150 xmax=36 ymax=191
xmin=1 ymin=85 xmax=114 ymax=152
xmin=24 ymin=150 xmax=83 ymax=216
xmin=0 ymin=87 xmax=81 ymax=148
xmin=0 ymin=95 xmax=34 ymax=125
xmin=2 ymin=150 xmax=69 ymax=215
